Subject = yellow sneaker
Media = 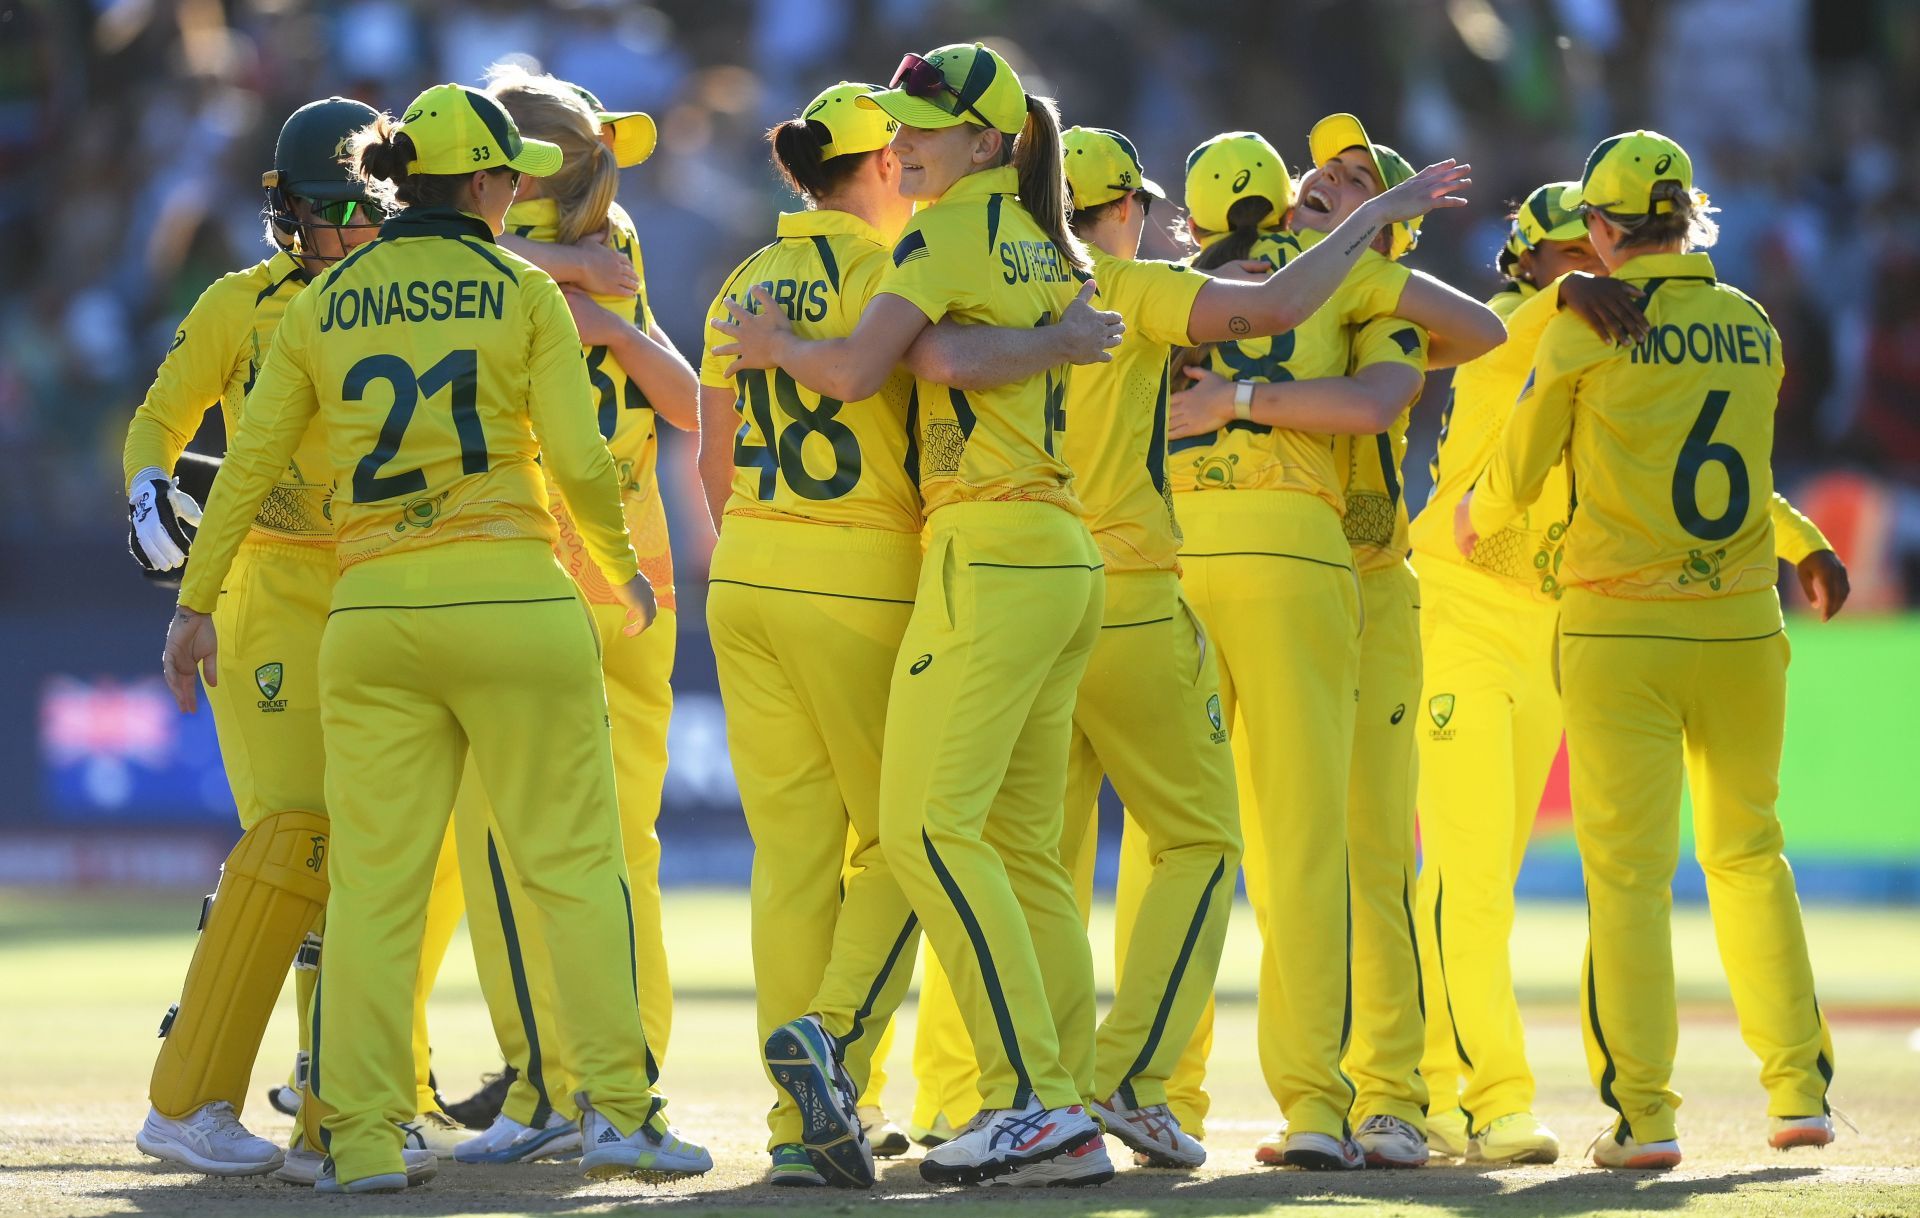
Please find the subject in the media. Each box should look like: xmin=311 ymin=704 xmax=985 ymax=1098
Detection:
xmin=1426 ymin=1107 xmax=1470 ymax=1158
xmin=1468 ymin=1112 xmax=1561 ymax=1164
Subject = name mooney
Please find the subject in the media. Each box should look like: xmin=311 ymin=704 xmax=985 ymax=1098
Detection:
xmin=320 ymin=280 xmax=506 ymax=332
xmin=1628 ymin=322 xmax=1774 ymax=367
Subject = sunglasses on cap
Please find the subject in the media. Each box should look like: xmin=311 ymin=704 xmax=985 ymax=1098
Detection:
xmin=890 ymin=53 xmax=994 ymax=129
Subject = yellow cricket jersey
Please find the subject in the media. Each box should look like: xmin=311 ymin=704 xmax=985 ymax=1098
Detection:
xmin=698 ymin=209 xmax=920 ymax=536
xmin=1065 ymin=246 xmax=1207 ymax=573
xmin=877 ymin=165 xmax=1081 ymax=516
xmin=179 ymin=205 xmax=634 ymax=615
xmin=1408 ymin=280 xmax=1572 ymax=600
xmin=1168 ymin=228 xmax=1410 ymax=512
xmin=1338 ymin=317 xmax=1431 ymax=574
xmin=505 ymin=198 xmax=675 ymax=609
xmin=1469 ymin=251 xmax=1788 ymax=638
xmin=123 ymin=250 xmax=333 ymax=541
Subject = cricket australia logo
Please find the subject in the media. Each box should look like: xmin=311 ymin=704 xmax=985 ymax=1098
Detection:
xmin=255 ymin=662 xmax=287 ymax=713
xmin=1428 ymin=693 xmax=1456 ymax=740
xmin=1205 ymin=693 xmax=1227 ymax=744
xmin=1678 ymin=547 xmax=1727 ymax=592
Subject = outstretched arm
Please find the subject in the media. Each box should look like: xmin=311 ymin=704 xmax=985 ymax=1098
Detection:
xmin=695 ymin=384 xmax=737 ymax=536
xmin=1167 ymin=363 xmax=1422 ymax=439
xmin=1185 ymin=160 xmax=1473 ymax=342
xmin=905 ymin=280 xmax=1124 ymax=389
xmin=711 ymin=287 xmax=931 ymax=403
xmin=1395 ymin=272 xmax=1505 ymax=369
xmin=565 ymin=288 xmax=698 ymax=431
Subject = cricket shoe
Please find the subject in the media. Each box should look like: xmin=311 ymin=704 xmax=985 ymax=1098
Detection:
xmin=1425 ymin=1106 xmax=1470 ymax=1158
xmin=445 ymin=1063 xmax=517 ymax=1130
xmin=984 ymin=1135 xmax=1113 ymax=1188
xmin=769 ymin=1143 xmax=826 ymax=1187
xmin=577 ymin=1098 xmax=713 ymax=1182
xmin=1468 ymin=1112 xmax=1561 ymax=1164
xmin=919 ymin=1098 xmax=1103 ymax=1186
xmin=277 ymin=1129 xmax=435 ymax=1187
xmin=403 ymin=1108 xmax=467 ymax=1154
xmin=860 ymin=1104 xmax=912 ymax=1158
xmin=454 ymin=1111 xmax=582 ymax=1163
xmin=1769 ymin=1115 xmax=1835 ymax=1149
xmin=1356 ymin=1114 xmax=1429 ymax=1168
xmin=765 ymin=1016 xmax=873 ymax=1187
xmin=135 ymin=1102 xmax=282 ymax=1176
xmin=1279 ymin=1130 xmax=1366 ymax=1171
xmin=1589 ymin=1123 xmax=1682 ymax=1170
xmin=1253 ymin=1122 xmax=1289 ymax=1165
xmin=265 ymin=1051 xmax=307 ymax=1117
xmin=1091 ymin=1095 xmax=1204 ymax=1168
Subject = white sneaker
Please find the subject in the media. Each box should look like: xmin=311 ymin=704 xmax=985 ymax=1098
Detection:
xmin=135 ymin=1102 xmax=282 ymax=1176
xmin=765 ymin=1016 xmax=874 ymax=1188
xmin=1425 ymin=1106 xmax=1470 ymax=1158
xmin=985 ymin=1136 xmax=1113 ymax=1188
xmin=265 ymin=1051 xmax=307 ymax=1117
xmin=577 ymin=1097 xmax=713 ymax=1182
xmin=1280 ymin=1130 xmax=1366 ymax=1171
xmin=1589 ymin=1124 xmax=1682 ymax=1170
xmin=859 ymin=1104 xmax=911 ymax=1158
xmin=1769 ymin=1115 xmax=1835 ymax=1149
xmin=1091 ymin=1096 xmax=1204 ymax=1168
xmin=919 ymin=1098 xmax=1104 ymax=1186
xmin=403 ymin=1109 xmax=466 ymax=1155
xmin=1355 ymin=1114 xmax=1428 ymax=1168
xmin=276 ymin=1131 xmax=435 ymax=1187
xmin=454 ymin=1111 xmax=582 ymax=1163
xmin=1253 ymin=1122 xmax=1289 ymax=1166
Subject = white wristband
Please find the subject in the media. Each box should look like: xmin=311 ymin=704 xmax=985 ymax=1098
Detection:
xmin=1233 ymin=381 xmax=1255 ymax=422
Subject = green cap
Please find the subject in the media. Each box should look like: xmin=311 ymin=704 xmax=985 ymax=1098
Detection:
xmin=859 ymin=43 xmax=1028 ymax=136
xmin=1307 ymin=112 xmax=1419 ymax=259
xmin=1563 ymin=130 xmax=1695 ymax=215
xmin=268 ymin=96 xmax=380 ymax=202
xmin=1506 ymin=180 xmax=1587 ymax=259
xmin=396 ymin=83 xmax=563 ymax=178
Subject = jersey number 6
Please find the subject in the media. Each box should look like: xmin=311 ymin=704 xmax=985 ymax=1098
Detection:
xmin=1670 ymin=388 xmax=1750 ymax=542
xmin=349 ymin=350 xmax=487 ymax=502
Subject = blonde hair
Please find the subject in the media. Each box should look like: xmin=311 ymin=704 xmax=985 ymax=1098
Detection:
xmin=484 ymin=64 xmax=619 ymax=245
xmin=1599 ymin=181 xmax=1719 ymax=252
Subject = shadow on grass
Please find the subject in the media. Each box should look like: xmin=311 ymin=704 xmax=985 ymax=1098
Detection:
xmin=79 ymin=1156 xmax=1833 ymax=1217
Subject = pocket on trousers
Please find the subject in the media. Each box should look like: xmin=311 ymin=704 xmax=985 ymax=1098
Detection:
xmin=1175 ymin=595 xmax=1211 ymax=688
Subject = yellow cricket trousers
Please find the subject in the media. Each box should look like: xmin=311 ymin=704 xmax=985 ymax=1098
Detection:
xmin=1057 ymin=568 xmax=1240 ymax=1109
xmin=1560 ymin=605 xmax=1834 ymax=1143
xmin=1411 ymin=555 xmax=1562 ymax=1126
xmin=882 ymin=501 xmax=1103 ymax=1112
xmin=311 ymin=541 xmax=665 ymax=1185
xmin=444 ymin=601 xmax=677 ymax=1127
xmin=1343 ymin=561 xmax=1427 ymax=1128
xmin=708 ymin=517 xmax=921 ymax=1149
xmin=1175 ymin=491 xmax=1361 ymax=1139
xmin=1113 ymin=813 xmax=1214 ymax=1137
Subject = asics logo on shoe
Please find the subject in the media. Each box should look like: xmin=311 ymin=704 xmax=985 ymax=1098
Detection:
xmin=989 ymin=1110 xmax=1056 ymax=1152
xmin=598 ymin=1127 xmax=621 ymax=1145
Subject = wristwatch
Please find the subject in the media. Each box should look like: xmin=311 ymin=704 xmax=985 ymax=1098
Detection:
xmin=1233 ymin=380 xmax=1255 ymax=421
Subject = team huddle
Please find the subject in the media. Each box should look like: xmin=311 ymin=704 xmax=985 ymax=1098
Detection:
xmin=125 ymin=38 xmax=1847 ymax=1195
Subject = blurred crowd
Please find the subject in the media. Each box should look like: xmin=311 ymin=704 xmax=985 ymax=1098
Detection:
xmin=5 ymin=0 xmax=1919 ymax=603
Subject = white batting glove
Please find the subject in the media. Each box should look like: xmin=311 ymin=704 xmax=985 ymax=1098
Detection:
xmin=128 ymin=465 xmax=203 ymax=572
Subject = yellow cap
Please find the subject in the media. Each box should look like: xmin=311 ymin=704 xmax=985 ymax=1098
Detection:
xmin=1562 ymin=130 xmax=1695 ymax=215
xmin=570 ymin=84 xmax=656 ymax=168
xmin=1506 ymin=180 xmax=1587 ymax=259
xmin=803 ymin=81 xmax=899 ymax=160
xmin=397 ymin=83 xmax=563 ymax=177
xmin=1183 ymin=131 xmax=1292 ymax=235
xmin=1062 ymin=126 xmax=1165 ymax=210
xmin=858 ymin=43 xmax=1027 ymax=136
xmin=1306 ymin=112 xmax=1420 ymax=259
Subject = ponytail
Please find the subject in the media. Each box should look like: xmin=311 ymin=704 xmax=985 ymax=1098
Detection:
xmin=347 ymin=114 xmax=478 ymax=210
xmin=1189 ymin=196 xmax=1276 ymax=272
xmin=1008 ymin=94 xmax=1089 ymax=275
xmin=768 ymin=118 xmax=867 ymax=204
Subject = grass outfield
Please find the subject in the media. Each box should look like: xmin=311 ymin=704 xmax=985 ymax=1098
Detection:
xmin=1 ymin=888 xmax=1917 ymax=1217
